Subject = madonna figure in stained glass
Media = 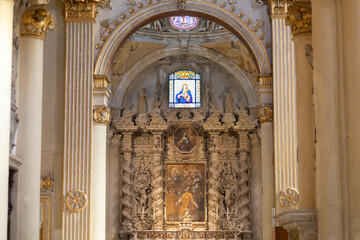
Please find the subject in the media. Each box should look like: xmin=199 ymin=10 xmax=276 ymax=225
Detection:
xmin=176 ymin=83 xmax=193 ymax=103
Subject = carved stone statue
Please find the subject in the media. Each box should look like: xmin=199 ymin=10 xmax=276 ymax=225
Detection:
xmin=223 ymin=87 xmax=235 ymax=113
xmin=138 ymin=88 xmax=147 ymax=113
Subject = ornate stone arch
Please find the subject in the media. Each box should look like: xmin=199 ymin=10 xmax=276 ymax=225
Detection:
xmin=94 ymin=0 xmax=271 ymax=76
xmin=109 ymin=46 xmax=259 ymax=108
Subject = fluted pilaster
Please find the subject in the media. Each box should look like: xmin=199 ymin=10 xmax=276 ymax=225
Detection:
xmin=270 ymin=1 xmax=298 ymax=213
xmin=62 ymin=1 xmax=96 ymax=238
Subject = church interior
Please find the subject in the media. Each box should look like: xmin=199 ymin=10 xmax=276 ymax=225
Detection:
xmin=1 ymin=0 xmax=359 ymax=239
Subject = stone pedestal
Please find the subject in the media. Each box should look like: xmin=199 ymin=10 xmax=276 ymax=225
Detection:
xmin=0 ymin=0 xmax=15 ymax=237
xmin=275 ymin=210 xmax=317 ymax=240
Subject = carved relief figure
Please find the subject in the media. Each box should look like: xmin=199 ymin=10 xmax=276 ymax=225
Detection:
xmin=176 ymin=83 xmax=193 ymax=103
xmin=223 ymin=87 xmax=235 ymax=113
xmin=138 ymin=88 xmax=147 ymax=113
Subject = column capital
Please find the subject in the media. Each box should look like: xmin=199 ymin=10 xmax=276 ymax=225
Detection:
xmin=286 ymin=4 xmax=312 ymax=38
xmin=267 ymin=0 xmax=288 ymax=19
xmin=61 ymin=0 xmax=111 ymax=22
xmin=257 ymin=106 xmax=273 ymax=123
xmin=257 ymin=74 xmax=273 ymax=88
xmin=20 ymin=8 xmax=55 ymax=40
xmin=93 ymin=107 xmax=110 ymax=125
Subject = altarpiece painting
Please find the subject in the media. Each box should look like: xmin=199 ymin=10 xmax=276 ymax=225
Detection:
xmin=165 ymin=164 xmax=206 ymax=223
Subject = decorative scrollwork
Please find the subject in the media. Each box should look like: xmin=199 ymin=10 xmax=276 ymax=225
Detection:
xmin=257 ymin=106 xmax=273 ymax=123
xmin=279 ymin=187 xmax=300 ymax=209
xmin=21 ymin=8 xmax=55 ymax=40
xmin=94 ymin=107 xmax=110 ymax=124
xmin=286 ymin=5 xmax=312 ymax=37
xmin=65 ymin=190 xmax=87 ymax=212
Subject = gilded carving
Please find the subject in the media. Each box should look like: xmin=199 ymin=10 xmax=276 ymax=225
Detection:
xmin=21 ymin=8 xmax=55 ymax=40
xmin=62 ymin=0 xmax=111 ymax=21
xmin=279 ymin=187 xmax=300 ymax=209
xmin=93 ymin=107 xmax=110 ymax=124
xmin=257 ymin=106 xmax=273 ymax=123
xmin=40 ymin=174 xmax=54 ymax=191
xmin=65 ymin=190 xmax=87 ymax=212
xmin=257 ymin=74 xmax=273 ymax=87
xmin=286 ymin=5 xmax=312 ymax=37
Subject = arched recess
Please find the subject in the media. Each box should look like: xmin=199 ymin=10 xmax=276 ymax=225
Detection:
xmin=94 ymin=0 xmax=271 ymax=76
xmin=109 ymin=45 xmax=259 ymax=108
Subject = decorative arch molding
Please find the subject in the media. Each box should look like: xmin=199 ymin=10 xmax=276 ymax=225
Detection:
xmin=94 ymin=0 xmax=271 ymax=76
xmin=109 ymin=45 xmax=259 ymax=108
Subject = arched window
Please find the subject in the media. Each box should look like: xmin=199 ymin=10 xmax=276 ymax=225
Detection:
xmin=170 ymin=16 xmax=198 ymax=30
xmin=169 ymin=70 xmax=201 ymax=108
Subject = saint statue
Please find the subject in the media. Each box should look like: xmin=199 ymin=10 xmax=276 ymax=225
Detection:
xmin=138 ymin=88 xmax=147 ymax=113
xmin=223 ymin=86 xmax=235 ymax=113
xmin=176 ymin=83 xmax=193 ymax=103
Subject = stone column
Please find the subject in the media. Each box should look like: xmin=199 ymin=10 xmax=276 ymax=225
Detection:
xmin=0 ymin=0 xmax=15 ymax=237
xmin=312 ymin=0 xmax=344 ymax=238
xmin=269 ymin=1 xmax=298 ymax=213
xmin=208 ymin=132 xmax=220 ymax=230
xmin=16 ymin=7 xmax=54 ymax=240
xmin=90 ymin=75 xmax=110 ymax=239
xmin=238 ymin=132 xmax=251 ymax=231
xmin=151 ymin=133 xmax=163 ymax=230
xmin=120 ymin=133 xmax=133 ymax=231
xmin=257 ymin=108 xmax=274 ymax=240
xmin=286 ymin=4 xmax=316 ymax=210
xmin=343 ymin=0 xmax=360 ymax=238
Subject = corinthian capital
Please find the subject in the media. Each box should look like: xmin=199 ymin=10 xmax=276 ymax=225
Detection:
xmin=61 ymin=0 xmax=111 ymax=21
xmin=286 ymin=5 xmax=312 ymax=37
xmin=20 ymin=8 xmax=55 ymax=40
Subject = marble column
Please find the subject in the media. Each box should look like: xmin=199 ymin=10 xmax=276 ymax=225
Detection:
xmin=270 ymin=2 xmax=298 ymax=213
xmin=312 ymin=0 xmax=344 ymax=238
xmin=343 ymin=0 xmax=360 ymax=237
xmin=91 ymin=75 xmax=110 ymax=239
xmin=0 ymin=0 xmax=15 ymax=237
xmin=287 ymin=4 xmax=315 ymax=210
xmin=16 ymin=7 xmax=54 ymax=240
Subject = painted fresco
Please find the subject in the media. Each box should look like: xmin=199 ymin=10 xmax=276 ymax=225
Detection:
xmin=165 ymin=164 xmax=206 ymax=222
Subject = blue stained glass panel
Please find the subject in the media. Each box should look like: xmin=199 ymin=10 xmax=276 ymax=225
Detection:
xmin=169 ymin=70 xmax=201 ymax=108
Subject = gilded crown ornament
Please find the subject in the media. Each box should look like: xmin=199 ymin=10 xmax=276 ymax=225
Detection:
xmin=65 ymin=190 xmax=87 ymax=212
xmin=279 ymin=187 xmax=299 ymax=209
xmin=286 ymin=5 xmax=312 ymax=37
xmin=94 ymin=107 xmax=111 ymax=124
xmin=257 ymin=106 xmax=273 ymax=123
xmin=21 ymin=8 xmax=55 ymax=40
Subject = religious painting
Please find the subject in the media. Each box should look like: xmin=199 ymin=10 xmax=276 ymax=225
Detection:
xmin=165 ymin=164 xmax=206 ymax=223
xmin=174 ymin=127 xmax=198 ymax=152
xmin=169 ymin=70 xmax=201 ymax=108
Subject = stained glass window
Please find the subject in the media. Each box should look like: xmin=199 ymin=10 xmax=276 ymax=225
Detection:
xmin=170 ymin=16 xmax=198 ymax=30
xmin=169 ymin=70 xmax=201 ymax=108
